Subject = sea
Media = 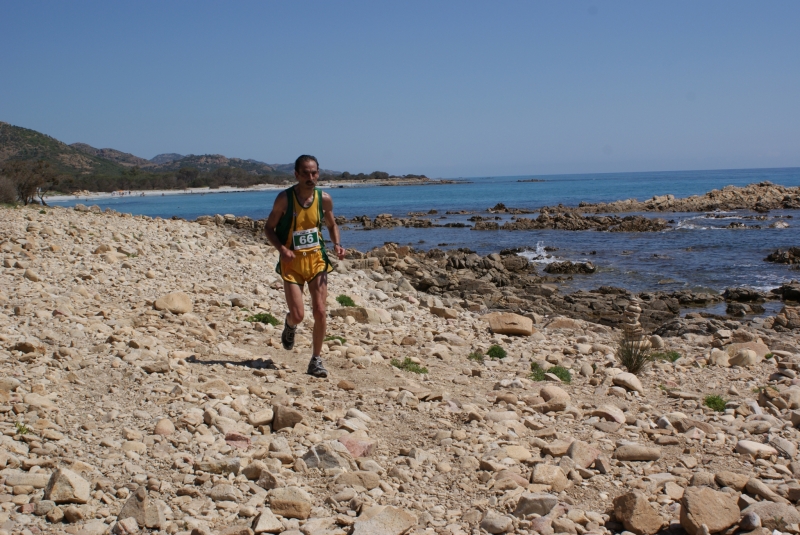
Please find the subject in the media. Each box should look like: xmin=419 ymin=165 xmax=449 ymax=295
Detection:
xmin=50 ymin=167 xmax=800 ymax=315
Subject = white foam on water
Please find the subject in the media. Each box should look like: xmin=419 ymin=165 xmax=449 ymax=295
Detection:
xmin=517 ymin=241 xmax=559 ymax=264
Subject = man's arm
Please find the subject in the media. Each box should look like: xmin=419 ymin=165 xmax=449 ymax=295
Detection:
xmin=322 ymin=192 xmax=346 ymax=260
xmin=264 ymin=191 xmax=295 ymax=263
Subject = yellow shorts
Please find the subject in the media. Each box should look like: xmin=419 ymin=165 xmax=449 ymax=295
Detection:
xmin=280 ymin=248 xmax=330 ymax=285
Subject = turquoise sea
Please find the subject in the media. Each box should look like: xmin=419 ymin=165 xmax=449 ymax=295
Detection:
xmin=51 ymin=167 xmax=800 ymax=309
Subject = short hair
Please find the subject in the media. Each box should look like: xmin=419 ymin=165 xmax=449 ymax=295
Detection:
xmin=294 ymin=155 xmax=319 ymax=172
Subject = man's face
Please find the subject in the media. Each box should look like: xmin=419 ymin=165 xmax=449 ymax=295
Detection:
xmin=295 ymin=160 xmax=320 ymax=188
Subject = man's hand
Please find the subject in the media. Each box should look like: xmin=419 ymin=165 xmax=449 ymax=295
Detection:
xmin=334 ymin=244 xmax=345 ymax=260
xmin=280 ymin=246 xmax=295 ymax=264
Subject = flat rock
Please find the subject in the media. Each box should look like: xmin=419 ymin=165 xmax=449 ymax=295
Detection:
xmin=351 ymin=505 xmax=417 ymax=535
xmin=741 ymin=501 xmax=800 ymax=531
xmin=612 ymin=372 xmax=644 ymax=393
xmin=513 ymin=493 xmax=558 ymax=517
xmin=593 ymin=404 xmax=626 ymax=423
xmin=615 ymin=444 xmax=661 ymax=461
xmin=484 ymin=312 xmax=534 ymax=336
xmin=531 ymin=464 xmax=569 ymax=492
xmin=680 ymin=486 xmax=739 ymax=535
xmin=735 ymin=440 xmax=777 ymax=458
xmin=153 ymin=291 xmax=192 ymax=314
xmin=252 ymin=508 xmax=283 ymax=534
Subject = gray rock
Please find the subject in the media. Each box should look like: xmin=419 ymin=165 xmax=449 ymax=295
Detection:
xmin=513 ymin=493 xmax=558 ymax=517
xmin=118 ymin=486 xmax=165 ymax=529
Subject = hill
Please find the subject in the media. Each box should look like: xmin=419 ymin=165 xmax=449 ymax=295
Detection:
xmin=0 ymin=122 xmax=127 ymax=176
xmin=69 ymin=142 xmax=151 ymax=168
xmin=150 ymin=153 xmax=184 ymax=164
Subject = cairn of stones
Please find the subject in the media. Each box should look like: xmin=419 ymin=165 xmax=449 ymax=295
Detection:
xmin=622 ymin=297 xmax=651 ymax=350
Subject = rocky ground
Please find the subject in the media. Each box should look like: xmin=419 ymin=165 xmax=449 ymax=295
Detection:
xmin=3 ymin=204 xmax=800 ymax=535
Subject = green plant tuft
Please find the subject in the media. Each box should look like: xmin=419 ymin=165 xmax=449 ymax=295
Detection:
xmin=126 ymin=253 xmax=138 ymax=258
xmin=14 ymin=421 xmax=31 ymax=435
xmin=391 ymin=357 xmax=428 ymax=374
xmin=39 ymin=209 xmax=46 ymax=214
xmin=467 ymin=351 xmax=484 ymax=364
xmin=486 ymin=345 xmax=507 ymax=359
xmin=245 ymin=312 xmax=280 ymax=326
xmin=615 ymin=339 xmax=654 ymax=375
xmin=652 ymin=350 xmax=681 ymax=362
xmin=547 ymin=365 xmax=572 ymax=384
xmin=529 ymin=362 xmax=546 ymax=381
xmin=704 ymin=394 xmax=727 ymax=412
xmin=336 ymin=294 xmax=356 ymax=307
xmin=765 ymin=352 xmax=774 ymax=359
xmin=324 ymin=335 xmax=346 ymax=344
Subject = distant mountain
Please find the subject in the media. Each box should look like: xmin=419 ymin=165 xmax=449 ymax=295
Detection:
xmin=0 ymin=122 xmax=127 ymax=176
xmin=0 ymin=121 xmax=341 ymax=178
xmin=145 ymin=154 xmax=279 ymax=174
xmin=69 ymin=143 xmax=151 ymax=167
xmin=150 ymin=153 xmax=184 ymax=165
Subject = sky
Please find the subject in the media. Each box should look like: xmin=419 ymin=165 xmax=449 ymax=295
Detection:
xmin=1 ymin=1 xmax=799 ymax=178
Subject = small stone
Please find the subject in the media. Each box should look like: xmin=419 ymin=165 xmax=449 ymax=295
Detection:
xmin=739 ymin=512 xmax=761 ymax=532
xmin=480 ymin=513 xmax=514 ymax=534
xmin=118 ymin=486 xmax=165 ymax=529
xmin=272 ymin=405 xmax=303 ymax=431
xmin=252 ymin=508 xmax=283 ymax=534
xmin=593 ymin=404 xmax=626 ymax=423
xmin=531 ymin=464 xmax=569 ymax=492
xmin=741 ymin=501 xmax=800 ymax=531
xmin=735 ymin=440 xmax=777 ymax=458
xmin=153 ymin=418 xmax=175 ymax=436
xmin=567 ymin=440 xmax=600 ymax=469
xmin=112 ymin=517 xmax=140 ymax=535
xmin=338 ymin=379 xmax=356 ymax=391
xmin=513 ymin=493 xmax=558 ymax=517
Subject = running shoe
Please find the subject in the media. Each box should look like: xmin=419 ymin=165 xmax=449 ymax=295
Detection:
xmin=306 ymin=355 xmax=328 ymax=378
xmin=281 ymin=317 xmax=296 ymax=350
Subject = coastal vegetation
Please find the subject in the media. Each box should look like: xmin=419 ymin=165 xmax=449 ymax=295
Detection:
xmin=0 ymin=121 xmax=429 ymax=200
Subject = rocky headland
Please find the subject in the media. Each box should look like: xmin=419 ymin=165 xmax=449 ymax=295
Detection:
xmin=3 ymin=204 xmax=800 ymax=535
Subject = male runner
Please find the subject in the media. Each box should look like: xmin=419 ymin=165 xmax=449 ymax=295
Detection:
xmin=264 ymin=155 xmax=346 ymax=378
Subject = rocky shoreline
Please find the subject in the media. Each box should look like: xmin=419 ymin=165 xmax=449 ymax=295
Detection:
xmin=4 ymin=204 xmax=800 ymax=535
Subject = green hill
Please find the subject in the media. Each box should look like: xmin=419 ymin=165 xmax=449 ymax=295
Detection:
xmin=0 ymin=122 xmax=127 ymax=176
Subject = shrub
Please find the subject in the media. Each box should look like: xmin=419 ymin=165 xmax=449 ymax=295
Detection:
xmin=391 ymin=357 xmax=428 ymax=374
xmin=336 ymin=294 xmax=356 ymax=307
xmin=529 ymin=362 xmax=546 ymax=381
xmin=548 ymin=365 xmax=572 ymax=384
xmin=324 ymin=335 xmax=346 ymax=344
xmin=467 ymin=351 xmax=484 ymax=364
xmin=765 ymin=353 xmax=774 ymax=359
xmin=0 ymin=177 xmax=16 ymax=205
xmin=704 ymin=394 xmax=727 ymax=412
xmin=615 ymin=339 xmax=654 ymax=375
xmin=487 ymin=345 xmax=507 ymax=359
xmin=652 ymin=350 xmax=681 ymax=362
xmin=245 ymin=312 xmax=279 ymax=326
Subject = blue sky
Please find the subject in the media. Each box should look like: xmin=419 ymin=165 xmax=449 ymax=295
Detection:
xmin=1 ymin=1 xmax=798 ymax=177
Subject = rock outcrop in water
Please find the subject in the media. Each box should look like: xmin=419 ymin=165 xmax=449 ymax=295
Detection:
xmin=5 ymin=204 xmax=800 ymax=535
xmin=542 ymin=181 xmax=800 ymax=214
xmin=765 ymin=247 xmax=800 ymax=266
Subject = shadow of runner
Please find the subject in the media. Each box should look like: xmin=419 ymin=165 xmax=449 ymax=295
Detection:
xmin=185 ymin=355 xmax=278 ymax=370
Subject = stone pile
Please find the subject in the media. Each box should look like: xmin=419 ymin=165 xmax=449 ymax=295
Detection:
xmin=1 ymin=204 xmax=800 ymax=535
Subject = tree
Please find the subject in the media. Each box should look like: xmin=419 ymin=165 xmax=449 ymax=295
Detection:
xmin=0 ymin=160 xmax=59 ymax=205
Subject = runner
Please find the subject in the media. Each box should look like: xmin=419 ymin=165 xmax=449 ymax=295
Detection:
xmin=263 ymin=155 xmax=346 ymax=378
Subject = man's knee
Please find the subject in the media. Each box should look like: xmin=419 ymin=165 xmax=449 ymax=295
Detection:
xmin=311 ymin=304 xmax=326 ymax=321
xmin=289 ymin=308 xmax=304 ymax=325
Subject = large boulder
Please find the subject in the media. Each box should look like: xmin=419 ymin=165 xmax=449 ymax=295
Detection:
xmin=153 ymin=292 xmax=192 ymax=314
xmin=484 ymin=312 xmax=534 ymax=336
xmin=679 ymin=487 xmax=739 ymax=535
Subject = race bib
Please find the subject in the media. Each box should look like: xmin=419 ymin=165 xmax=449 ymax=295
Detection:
xmin=292 ymin=228 xmax=321 ymax=251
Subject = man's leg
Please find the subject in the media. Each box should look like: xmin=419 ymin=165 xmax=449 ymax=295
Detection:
xmin=283 ymin=281 xmax=305 ymax=327
xmin=307 ymin=272 xmax=328 ymax=357
xmin=306 ymin=272 xmax=329 ymax=377
xmin=281 ymin=281 xmax=304 ymax=350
